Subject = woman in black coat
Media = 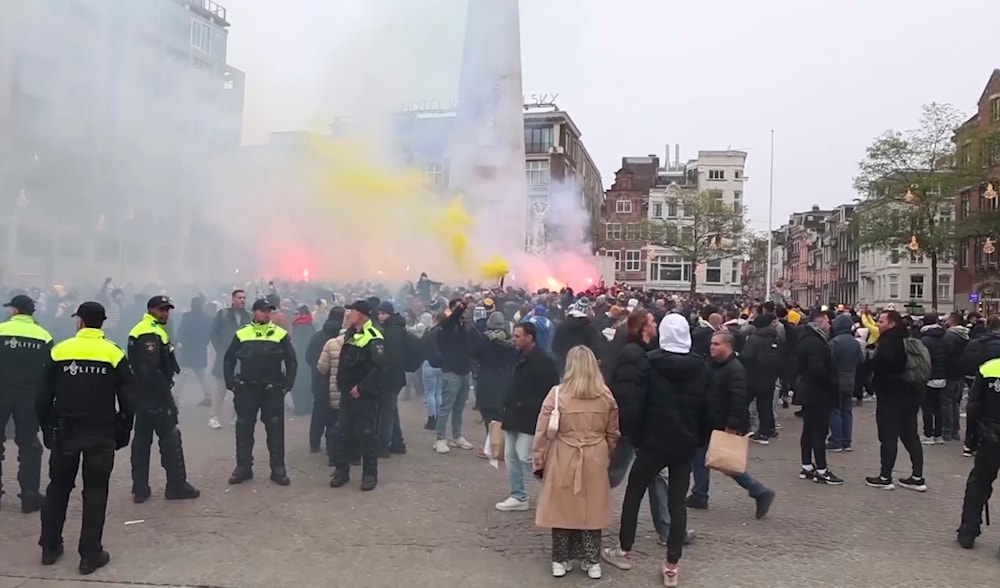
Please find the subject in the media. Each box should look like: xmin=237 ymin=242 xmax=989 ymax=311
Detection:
xmin=471 ymin=312 xmax=520 ymax=434
xmin=178 ymin=296 xmax=213 ymax=406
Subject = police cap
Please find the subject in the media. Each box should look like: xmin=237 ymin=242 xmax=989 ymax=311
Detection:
xmin=252 ymin=298 xmax=276 ymax=312
xmin=147 ymin=295 xmax=175 ymax=310
xmin=347 ymin=300 xmax=372 ymax=316
xmin=72 ymin=301 xmax=107 ymax=322
xmin=3 ymin=293 xmax=36 ymax=314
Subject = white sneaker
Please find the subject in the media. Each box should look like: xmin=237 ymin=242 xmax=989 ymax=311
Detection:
xmin=495 ymin=496 xmax=529 ymax=512
xmin=586 ymin=563 xmax=602 ymax=579
xmin=433 ymin=439 xmax=451 ymax=454
xmin=208 ymin=416 xmax=222 ymax=430
xmin=552 ymin=561 xmax=572 ymax=577
xmin=449 ymin=437 xmax=475 ymax=450
xmin=934 ymin=436 xmax=944 ymax=444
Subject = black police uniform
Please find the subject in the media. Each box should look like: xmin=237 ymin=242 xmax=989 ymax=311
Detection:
xmin=0 ymin=295 xmax=52 ymax=513
xmin=127 ymin=296 xmax=199 ymax=502
xmin=331 ymin=305 xmax=387 ymax=491
xmin=958 ymin=356 xmax=1000 ymax=549
xmin=223 ymin=299 xmax=297 ymax=486
xmin=36 ymin=301 xmax=134 ymax=574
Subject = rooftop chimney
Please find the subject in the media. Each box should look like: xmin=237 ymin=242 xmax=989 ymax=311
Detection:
xmin=664 ymin=144 xmax=670 ymax=169
xmin=674 ymin=144 xmax=680 ymax=168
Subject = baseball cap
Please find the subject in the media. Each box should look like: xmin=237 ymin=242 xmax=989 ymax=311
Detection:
xmin=3 ymin=294 xmax=36 ymax=314
xmin=147 ymin=295 xmax=175 ymax=310
xmin=252 ymin=298 xmax=276 ymax=312
xmin=347 ymin=300 xmax=373 ymax=315
xmin=72 ymin=301 xmax=107 ymax=322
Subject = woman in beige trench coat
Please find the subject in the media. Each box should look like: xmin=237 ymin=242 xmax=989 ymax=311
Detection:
xmin=532 ymin=346 xmax=621 ymax=579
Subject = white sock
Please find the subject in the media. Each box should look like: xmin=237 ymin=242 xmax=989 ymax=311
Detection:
xmin=816 ymin=468 xmax=828 ymax=475
xmin=801 ymin=464 xmax=814 ymax=471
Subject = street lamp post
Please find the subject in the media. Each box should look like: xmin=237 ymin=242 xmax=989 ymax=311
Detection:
xmin=764 ymin=130 xmax=775 ymax=301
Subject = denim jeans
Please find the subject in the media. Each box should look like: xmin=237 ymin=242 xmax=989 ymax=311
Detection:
xmin=504 ymin=430 xmax=534 ymax=501
xmin=377 ymin=387 xmax=404 ymax=451
xmin=436 ymin=371 xmax=469 ymax=441
xmin=608 ymin=439 xmax=671 ymax=537
xmin=828 ymin=391 xmax=854 ymax=449
xmin=749 ymin=379 xmax=780 ymax=433
xmin=421 ymin=362 xmax=442 ymax=419
xmin=691 ymin=445 xmax=769 ymax=501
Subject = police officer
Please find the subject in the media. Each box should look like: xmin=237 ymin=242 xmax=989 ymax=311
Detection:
xmin=223 ymin=298 xmax=297 ymax=486
xmin=330 ymin=300 xmax=386 ymax=492
xmin=36 ymin=301 xmax=134 ymax=575
xmin=127 ymin=295 xmax=199 ymax=503
xmin=0 ymin=294 xmax=52 ymax=513
xmin=957 ymin=356 xmax=1000 ymax=550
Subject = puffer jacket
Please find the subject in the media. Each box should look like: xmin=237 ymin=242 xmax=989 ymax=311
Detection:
xmin=829 ymin=314 xmax=863 ymax=393
xmin=943 ymin=325 xmax=970 ymax=380
xmin=603 ymin=338 xmax=652 ymax=434
xmin=316 ymin=333 xmax=345 ymax=409
xmin=962 ymin=331 xmax=1000 ymax=378
xmin=629 ymin=349 xmax=711 ymax=460
xmin=919 ymin=324 xmax=949 ymax=381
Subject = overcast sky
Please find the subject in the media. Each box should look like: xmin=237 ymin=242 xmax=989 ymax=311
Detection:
xmin=223 ymin=0 xmax=999 ymax=231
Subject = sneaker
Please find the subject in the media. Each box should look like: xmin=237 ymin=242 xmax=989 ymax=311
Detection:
xmin=843 ymin=445 xmax=853 ymax=452
xmin=495 ymin=496 xmax=529 ymax=512
xmin=433 ymin=439 xmax=451 ymax=454
xmin=685 ymin=494 xmax=708 ymax=509
xmin=934 ymin=436 xmax=945 ymax=445
xmin=865 ymin=475 xmax=894 ymax=490
xmin=662 ymin=563 xmax=679 ymax=587
xmin=825 ymin=442 xmax=843 ymax=452
xmin=751 ymin=433 xmax=770 ymax=446
xmin=775 ymin=422 xmax=783 ymax=430
xmin=798 ymin=466 xmax=815 ymax=480
xmin=552 ymin=561 xmax=572 ymax=577
xmin=755 ymin=489 xmax=776 ymax=519
xmin=813 ymin=469 xmax=844 ymax=485
xmin=963 ymin=445 xmax=975 ymax=457
xmin=920 ymin=436 xmax=936 ymax=445
xmin=449 ymin=437 xmax=475 ymax=450
xmin=208 ymin=416 xmax=222 ymax=430
xmin=600 ymin=546 xmax=632 ymax=570
xmin=585 ymin=563 xmax=602 ymax=579
xmin=897 ymin=476 xmax=927 ymax=492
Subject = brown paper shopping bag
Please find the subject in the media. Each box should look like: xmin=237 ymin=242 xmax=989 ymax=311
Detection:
xmin=705 ymin=430 xmax=748 ymax=475
xmin=488 ymin=420 xmax=505 ymax=462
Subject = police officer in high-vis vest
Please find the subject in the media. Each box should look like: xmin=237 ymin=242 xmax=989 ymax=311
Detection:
xmin=330 ymin=300 xmax=386 ymax=492
xmin=127 ymin=296 xmax=199 ymax=503
xmin=0 ymin=294 xmax=52 ymax=513
xmin=223 ymin=298 xmax=297 ymax=486
xmin=957 ymin=356 xmax=1000 ymax=550
xmin=36 ymin=301 xmax=134 ymax=575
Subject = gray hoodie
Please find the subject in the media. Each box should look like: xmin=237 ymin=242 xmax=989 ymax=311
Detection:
xmin=828 ymin=313 xmax=863 ymax=393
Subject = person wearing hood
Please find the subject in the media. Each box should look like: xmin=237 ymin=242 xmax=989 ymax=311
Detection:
xmin=794 ymin=310 xmax=843 ymax=485
xmin=552 ymin=297 xmax=604 ymax=375
xmin=918 ymin=313 xmax=949 ymax=445
xmin=522 ymin=304 xmax=554 ymax=355
xmin=942 ymin=312 xmax=970 ymax=442
xmin=470 ymin=312 xmax=519 ymax=444
xmin=741 ymin=313 xmax=784 ymax=444
xmin=290 ymin=306 xmax=317 ymax=417
xmin=827 ymin=313 xmax=863 ymax=452
xmin=690 ymin=305 xmax=717 ymax=359
xmin=601 ymin=314 xmax=710 ymax=587
xmin=306 ymin=308 xmax=346 ymax=456
xmin=376 ymin=302 xmax=408 ymax=457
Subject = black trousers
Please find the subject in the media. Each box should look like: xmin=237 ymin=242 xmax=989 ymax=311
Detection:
xmin=800 ymin=404 xmax=830 ymax=470
xmin=309 ymin=388 xmax=333 ymax=451
xmin=751 ymin=384 xmax=776 ymax=435
xmin=332 ymin=397 xmax=377 ymax=477
xmin=618 ymin=450 xmax=691 ymax=565
xmin=480 ymin=407 xmax=503 ymax=434
xmin=921 ymin=386 xmax=943 ymax=438
xmin=0 ymin=393 xmax=43 ymax=501
xmin=959 ymin=438 xmax=1000 ymax=535
xmin=130 ymin=409 xmax=188 ymax=494
xmin=233 ymin=384 xmax=285 ymax=469
xmin=876 ymin=395 xmax=924 ymax=479
xmin=39 ymin=437 xmax=115 ymax=557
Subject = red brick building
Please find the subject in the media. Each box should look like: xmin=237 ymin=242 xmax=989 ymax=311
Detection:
xmin=598 ymin=156 xmax=659 ymax=283
xmin=954 ymin=69 xmax=1000 ymax=312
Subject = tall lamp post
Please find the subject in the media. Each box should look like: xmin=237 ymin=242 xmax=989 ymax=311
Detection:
xmin=764 ymin=130 xmax=775 ymax=301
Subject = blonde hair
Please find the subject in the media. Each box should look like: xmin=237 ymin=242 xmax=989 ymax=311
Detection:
xmin=561 ymin=346 xmax=609 ymax=400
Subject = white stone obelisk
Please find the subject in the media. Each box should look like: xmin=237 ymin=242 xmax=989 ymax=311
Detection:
xmin=449 ymin=0 xmax=528 ymax=256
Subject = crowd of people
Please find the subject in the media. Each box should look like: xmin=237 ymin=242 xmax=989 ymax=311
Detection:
xmin=2 ymin=274 xmax=1000 ymax=584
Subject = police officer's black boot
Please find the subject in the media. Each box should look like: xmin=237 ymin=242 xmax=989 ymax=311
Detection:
xmin=79 ymin=550 xmax=111 ymax=575
xmin=360 ymin=441 xmax=378 ymax=492
xmin=264 ymin=416 xmax=289 ymax=486
xmin=229 ymin=416 xmax=254 ymax=485
xmin=163 ymin=430 xmax=200 ymax=500
xmin=40 ymin=543 xmax=64 ymax=566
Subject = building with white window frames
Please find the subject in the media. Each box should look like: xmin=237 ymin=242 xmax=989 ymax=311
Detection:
xmin=857 ymin=247 xmax=954 ymax=314
xmin=644 ymin=150 xmax=748 ymax=294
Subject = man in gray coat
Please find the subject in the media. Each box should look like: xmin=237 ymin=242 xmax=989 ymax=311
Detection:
xmin=828 ymin=313 xmax=863 ymax=451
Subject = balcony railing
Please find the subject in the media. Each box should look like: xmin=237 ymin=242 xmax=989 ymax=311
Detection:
xmin=184 ymin=0 xmax=229 ymax=27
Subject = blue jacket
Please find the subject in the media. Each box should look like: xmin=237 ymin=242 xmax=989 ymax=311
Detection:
xmin=522 ymin=314 xmax=553 ymax=355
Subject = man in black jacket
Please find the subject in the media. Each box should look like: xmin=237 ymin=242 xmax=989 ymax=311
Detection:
xmin=433 ymin=299 xmax=475 ymax=454
xmin=305 ymin=309 xmax=345 ymax=456
xmin=942 ymin=312 xmax=970 ymax=442
xmin=865 ymin=310 xmax=925 ymax=491
xmin=551 ymin=297 xmax=604 ymax=375
xmin=742 ymin=314 xmax=783 ymax=444
xmin=795 ymin=311 xmax=842 ymax=485
xmin=208 ymin=290 xmax=251 ymax=430
xmin=375 ymin=302 xmax=407 ymax=457
xmin=687 ymin=331 xmax=776 ymax=516
xmin=495 ymin=322 xmax=558 ymax=512
xmin=918 ymin=313 xmax=949 ymax=444
xmin=956 ymin=355 xmax=1000 ymax=550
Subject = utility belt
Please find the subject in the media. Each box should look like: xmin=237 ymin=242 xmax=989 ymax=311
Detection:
xmin=234 ymin=379 xmax=284 ymax=392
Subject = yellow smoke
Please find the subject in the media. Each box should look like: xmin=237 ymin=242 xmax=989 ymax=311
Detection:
xmin=305 ymin=134 xmax=508 ymax=279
